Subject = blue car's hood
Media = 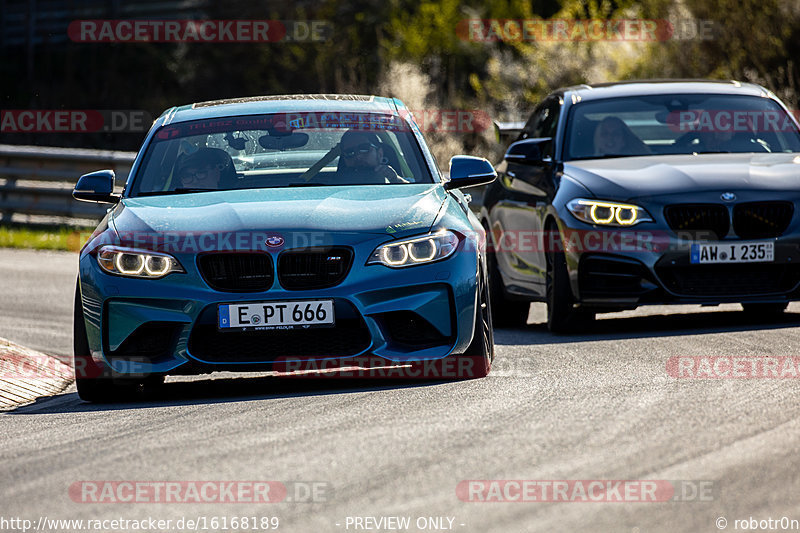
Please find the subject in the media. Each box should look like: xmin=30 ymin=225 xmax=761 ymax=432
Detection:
xmin=113 ymin=185 xmax=446 ymax=238
xmin=564 ymin=153 xmax=800 ymax=200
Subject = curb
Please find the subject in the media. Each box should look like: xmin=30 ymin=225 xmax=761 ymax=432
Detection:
xmin=0 ymin=337 xmax=73 ymax=410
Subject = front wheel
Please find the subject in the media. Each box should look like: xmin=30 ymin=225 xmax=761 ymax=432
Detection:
xmin=459 ymin=264 xmax=494 ymax=378
xmin=545 ymin=224 xmax=594 ymax=333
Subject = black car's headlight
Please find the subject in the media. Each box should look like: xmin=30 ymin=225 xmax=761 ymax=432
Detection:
xmin=567 ymin=198 xmax=654 ymax=227
xmin=367 ymin=230 xmax=459 ymax=268
xmin=96 ymin=246 xmax=184 ymax=279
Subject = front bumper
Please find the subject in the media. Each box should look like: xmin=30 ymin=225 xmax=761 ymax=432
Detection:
xmin=562 ymin=229 xmax=800 ymax=308
xmin=78 ymin=246 xmax=479 ymax=376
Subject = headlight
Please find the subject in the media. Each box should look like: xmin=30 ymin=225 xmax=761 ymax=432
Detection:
xmin=567 ymin=198 xmax=653 ymax=227
xmin=367 ymin=230 xmax=459 ymax=268
xmin=96 ymin=246 xmax=184 ymax=279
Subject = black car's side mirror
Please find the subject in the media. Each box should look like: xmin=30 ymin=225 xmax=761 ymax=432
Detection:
xmin=445 ymin=155 xmax=497 ymax=190
xmin=504 ymin=137 xmax=553 ymax=166
xmin=73 ymin=170 xmax=121 ymax=204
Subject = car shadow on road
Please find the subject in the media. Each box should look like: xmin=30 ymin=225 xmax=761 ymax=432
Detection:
xmin=7 ymin=374 xmax=465 ymax=414
xmin=494 ymin=309 xmax=800 ymax=345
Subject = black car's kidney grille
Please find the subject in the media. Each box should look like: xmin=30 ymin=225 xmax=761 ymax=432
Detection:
xmin=198 ymin=253 xmax=274 ymax=292
xmin=664 ymin=204 xmax=730 ymax=240
xmin=656 ymin=264 xmax=800 ymax=297
xmin=278 ymin=247 xmax=353 ymax=290
xmin=733 ymin=201 xmax=794 ymax=239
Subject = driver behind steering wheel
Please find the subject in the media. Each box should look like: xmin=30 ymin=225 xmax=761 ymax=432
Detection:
xmin=338 ymin=130 xmax=408 ymax=184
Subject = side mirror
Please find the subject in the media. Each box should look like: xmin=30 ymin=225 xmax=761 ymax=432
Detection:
xmin=445 ymin=155 xmax=497 ymax=190
xmin=504 ymin=137 xmax=553 ymax=165
xmin=73 ymin=170 xmax=120 ymax=204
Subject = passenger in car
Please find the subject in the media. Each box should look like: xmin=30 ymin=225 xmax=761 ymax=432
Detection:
xmin=593 ymin=116 xmax=651 ymax=156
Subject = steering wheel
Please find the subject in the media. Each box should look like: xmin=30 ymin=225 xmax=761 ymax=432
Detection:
xmin=672 ymin=131 xmax=703 ymax=150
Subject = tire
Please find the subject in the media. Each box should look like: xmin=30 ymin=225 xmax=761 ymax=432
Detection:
xmin=73 ymin=280 xmax=139 ymax=402
xmin=486 ymin=228 xmax=530 ymax=327
xmin=460 ymin=264 xmax=494 ymax=378
xmin=741 ymin=302 xmax=788 ymax=316
xmin=545 ymin=223 xmax=594 ymax=333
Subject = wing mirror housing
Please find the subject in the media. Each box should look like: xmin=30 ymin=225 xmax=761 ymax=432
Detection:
xmin=504 ymin=137 xmax=553 ymax=165
xmin=445 ymin=156 xmax=497 ymax=190
xmin=73 ymin=170 xmax=120 ymax=204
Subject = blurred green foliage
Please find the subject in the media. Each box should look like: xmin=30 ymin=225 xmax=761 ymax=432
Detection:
xmin=1 ymin=0 xmax=798 ymax=154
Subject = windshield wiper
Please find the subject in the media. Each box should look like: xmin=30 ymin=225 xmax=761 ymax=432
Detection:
xmin=287 ymin=182 xmax=330 ymax=187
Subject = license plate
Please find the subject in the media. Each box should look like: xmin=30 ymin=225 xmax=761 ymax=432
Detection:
xmin=690 ymin=241 xmax=774 ymax=264
xmin=218 ymin=299 xmax=335 ymax=331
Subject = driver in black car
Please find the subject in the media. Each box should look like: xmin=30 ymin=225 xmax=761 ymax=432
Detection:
xmin=697 ymin=128 xmax=768 ymax=153
xmin=674 ymin=112 xmax=768 ymax=153
xmin=338 ymin=130 xmax=408 ymax=183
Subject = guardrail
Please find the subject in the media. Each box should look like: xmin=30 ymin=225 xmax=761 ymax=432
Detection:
xmin=0 ymin=144 xmax=135 ymax=223
xmin=0 ymin=134 xmax=521 ymax=223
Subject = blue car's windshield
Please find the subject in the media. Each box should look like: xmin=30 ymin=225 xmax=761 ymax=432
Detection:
xmin=130 ymin=112 xmax=434 ymax=197
xmin=565 ymin=94 xmax=800 ymax=160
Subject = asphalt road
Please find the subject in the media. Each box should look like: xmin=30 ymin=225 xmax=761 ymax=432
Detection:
xmin=3 ymin=248 xmax=800 ymax=532
xmin=0 ymin=248 xmax=77 ymax=360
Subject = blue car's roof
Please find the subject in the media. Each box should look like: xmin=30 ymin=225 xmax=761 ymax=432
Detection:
xmin=554 ymin=80 xmax=772 ymax=102
xmin=159 ymin=94 xmax=403 ymax=124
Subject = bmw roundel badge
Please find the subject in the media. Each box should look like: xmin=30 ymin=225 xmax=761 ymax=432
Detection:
xmin=266 ymin=236 xmax=285 ymax=247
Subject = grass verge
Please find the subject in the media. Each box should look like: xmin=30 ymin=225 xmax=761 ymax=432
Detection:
xmin=0 ymin=225 xmax=93 ymax=252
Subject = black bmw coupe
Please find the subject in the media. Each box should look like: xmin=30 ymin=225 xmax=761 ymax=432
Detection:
xmin=481 ymin=80 xmax=800 ymax=331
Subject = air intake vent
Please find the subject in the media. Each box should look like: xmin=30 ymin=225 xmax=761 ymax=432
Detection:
xmin=656 ymin=264 xmax=800 ymax=297
xmin=187 ymin=300 xmax=370 ymax=362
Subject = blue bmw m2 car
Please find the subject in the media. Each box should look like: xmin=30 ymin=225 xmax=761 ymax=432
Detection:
xmin=72 ymin=94 xmax=497 ymax=401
